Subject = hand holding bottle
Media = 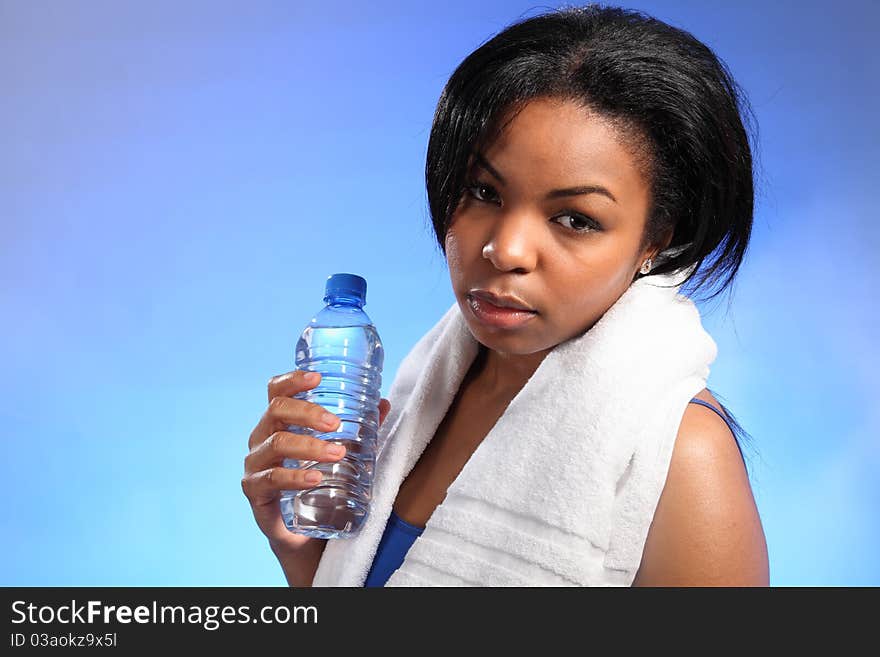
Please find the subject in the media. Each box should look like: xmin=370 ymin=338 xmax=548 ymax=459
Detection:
xmin=242 ymin=369 xmax=391 ymax=556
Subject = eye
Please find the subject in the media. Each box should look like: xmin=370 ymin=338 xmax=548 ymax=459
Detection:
xmin=465 ymin=180 xmax=500 ymax=204
xmin=552 ymin=213 xmax=600 ymax=234
xmin=464 ymin=179 xmax=601 ymax=234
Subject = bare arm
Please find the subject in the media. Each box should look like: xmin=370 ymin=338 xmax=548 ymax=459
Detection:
xmin=632 ymin=400 xmax=770 ymax=586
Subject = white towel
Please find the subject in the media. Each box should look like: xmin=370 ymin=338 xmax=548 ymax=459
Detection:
xmin=311 ymin=267 xmax=717 ymax=586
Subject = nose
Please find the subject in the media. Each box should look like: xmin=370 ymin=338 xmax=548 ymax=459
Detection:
xmin=481 ymin=212 xmax=539 ymax=273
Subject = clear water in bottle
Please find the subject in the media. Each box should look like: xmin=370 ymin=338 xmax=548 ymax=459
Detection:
xmin=279 ymin=273 xmax=384 ymax=539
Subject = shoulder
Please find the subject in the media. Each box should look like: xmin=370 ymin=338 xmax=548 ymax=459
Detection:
xmin=631 ymin=388 xmax=770 ymax=586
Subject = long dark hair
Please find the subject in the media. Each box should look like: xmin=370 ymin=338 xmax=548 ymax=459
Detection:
xmin=424 ymin=3 xmax=761 ymax=471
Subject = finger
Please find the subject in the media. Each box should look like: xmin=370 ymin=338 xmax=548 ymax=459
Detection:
xmin=245 ymin=431 xmax=346 ymax=474
xmin=267 ymin=369 xmax=320 ymax=405
xmin=241 ymin=465 xmax=325 ymax=501
xmin=249 ymin=395 xmax=340 ymax=450
xmin=269 ymin=396 xmax=341 ymax=432
xmin=249 ymin=370 xmax=321 ymax=451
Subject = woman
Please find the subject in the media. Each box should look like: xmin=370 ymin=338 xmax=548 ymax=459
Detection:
xmin=242 ymin=4 xmax=769 ymax=586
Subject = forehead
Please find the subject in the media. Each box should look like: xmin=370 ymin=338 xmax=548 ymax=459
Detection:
xmin=477 ymin=98 xmax=649 ymax=190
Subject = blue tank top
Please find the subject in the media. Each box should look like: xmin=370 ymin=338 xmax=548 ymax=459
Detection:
xmin=363 ymin=508 xmax=425 ymax=587
xmin=363 ymin=397 xmax=737 ymax=587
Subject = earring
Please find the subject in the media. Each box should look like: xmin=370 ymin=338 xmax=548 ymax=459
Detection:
xmin=639 ymin=258 xmax=653 ymax=275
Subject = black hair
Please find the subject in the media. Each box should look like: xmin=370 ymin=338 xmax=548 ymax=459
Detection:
xmin=423 ymin=3 xmax=760 ymax=471
xmin=425 ymin=2 xmax=758 ymax=305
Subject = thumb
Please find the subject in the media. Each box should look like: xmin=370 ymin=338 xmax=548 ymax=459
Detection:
xmin=379 ymin=398 xmax=391 ymax=426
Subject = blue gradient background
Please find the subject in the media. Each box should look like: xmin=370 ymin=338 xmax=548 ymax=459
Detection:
xmin=2 ymin=1 xmax=877 ymax=586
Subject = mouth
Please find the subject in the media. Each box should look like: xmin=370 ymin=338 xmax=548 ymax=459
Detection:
xmin=467 ymin=293 xmax=538 ymax=329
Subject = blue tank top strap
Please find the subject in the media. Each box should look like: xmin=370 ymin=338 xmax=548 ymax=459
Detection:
xmin=687 ymin=397 xmax=748 ymax=466
xmin=687 ymin=398 xmax=735 ymax=435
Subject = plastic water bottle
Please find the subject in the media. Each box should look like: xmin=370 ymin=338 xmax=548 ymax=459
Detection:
xmin=279 ymin=273 xmax=384 ymax=539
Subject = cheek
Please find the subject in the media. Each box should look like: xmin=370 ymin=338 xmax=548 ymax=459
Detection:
xmin=549 ymin=252 xmax=635 ymax=320
xmin=444 ymin=231 xmax=467 ymax=277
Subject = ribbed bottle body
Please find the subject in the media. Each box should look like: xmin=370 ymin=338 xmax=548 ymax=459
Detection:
xmin=280 ymin=301 xmax=384 ymax=539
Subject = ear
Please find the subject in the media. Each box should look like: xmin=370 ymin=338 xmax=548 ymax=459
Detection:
xmin=634 ymin=227 xmax=674 ymax=284
xmin=656 ymin=226 xmax=674 ymax=257
xmin=646 ymin=226 xmax=675 ymax=263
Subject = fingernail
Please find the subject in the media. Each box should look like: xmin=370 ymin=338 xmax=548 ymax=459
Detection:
xmin=305 ymin=471 xmax=322 ymax=484
xmin=322 ymin=412 xmax=338 ymax=428
xmin=304 ymin=372 xmax=320 ymax=383
xmin=325 ymin=444 xmax=344 ymax=457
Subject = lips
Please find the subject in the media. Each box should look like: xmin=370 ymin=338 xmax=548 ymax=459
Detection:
xmin=469 ymin=290 xmax=537 ymax=312
xmin=467 ymin=293 xmax=538 ymax=329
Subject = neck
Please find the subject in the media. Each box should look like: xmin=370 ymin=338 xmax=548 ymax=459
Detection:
xmin=467 ymin=343 xmax=549 ymax=399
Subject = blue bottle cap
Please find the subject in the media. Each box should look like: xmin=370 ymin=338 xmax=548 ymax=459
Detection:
xmin=324 ymin=273 xmax=367 ymax=306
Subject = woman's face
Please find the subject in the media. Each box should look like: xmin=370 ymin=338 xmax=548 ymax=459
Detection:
xmin=445 ymin=97 xmax=660 ymax=359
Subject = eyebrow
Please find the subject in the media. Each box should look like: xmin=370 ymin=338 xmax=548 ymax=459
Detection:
xmin=473 ymin=152 xmax=618 ymax=203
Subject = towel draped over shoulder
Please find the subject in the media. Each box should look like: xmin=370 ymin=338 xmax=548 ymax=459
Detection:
xmin=311 ymin=269 xmax=717 ymax=586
